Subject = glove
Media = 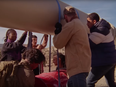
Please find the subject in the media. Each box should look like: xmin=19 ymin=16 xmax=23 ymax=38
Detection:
xmin=54 ymin=22 xmax=62 ymax=35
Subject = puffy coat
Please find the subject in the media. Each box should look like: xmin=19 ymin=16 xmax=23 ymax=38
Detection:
xmin=89 ymin=19 xmax=116 ymax=67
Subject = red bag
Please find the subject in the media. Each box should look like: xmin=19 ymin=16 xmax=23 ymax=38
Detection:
xmin=35 ymin=70 xmax=68 ymax=87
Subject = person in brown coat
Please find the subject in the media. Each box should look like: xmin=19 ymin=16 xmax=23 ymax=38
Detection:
xmin=53 ymin=6 xmax=91 ymax=87
xmin=0 ymin=48 xmax=45 ymax=87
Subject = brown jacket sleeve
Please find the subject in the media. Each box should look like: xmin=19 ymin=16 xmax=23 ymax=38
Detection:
xmin=53 ymin=21 xmax=74 ymax=49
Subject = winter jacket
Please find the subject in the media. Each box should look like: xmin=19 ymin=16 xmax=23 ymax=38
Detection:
xmin=89 ymin=19 xmax=116 ymax=67
xmin=53 ymin=19 xmax=91 ymax=77
xmin=0 ymin=32 xmax=27 ymax=61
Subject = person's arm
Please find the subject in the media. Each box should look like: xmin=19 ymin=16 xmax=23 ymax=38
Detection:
xmin=21 ymin=46 xmax=27 ymax=53
xmin=53 ymin=22 xmax=74 ymax=49
xmin=36 ymin=34 xmax=48 ymax=50
xmin=89 ymin=32 xmax=104 ymax=48
xmin=17 ymin=31 xmax=27 ymax=44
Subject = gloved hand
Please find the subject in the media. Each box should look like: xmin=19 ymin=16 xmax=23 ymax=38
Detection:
xmin=54 ymin=22 xmax=62 ymax=35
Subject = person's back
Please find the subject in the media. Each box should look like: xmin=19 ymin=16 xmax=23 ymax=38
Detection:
xmin=0 ymin=61 xmax=19 ymax=87
xmin=53 ymin=6 xmax=91 ymax=87
xmin=0 ymin=60 xmax=35 ymax=87
xmin=0 ymin=48 xmax=45 ymax=87
xmin=61 ymin=18 xmax=91 ymax=77
xmin=16 ymin=60 xmax=35 ymax=87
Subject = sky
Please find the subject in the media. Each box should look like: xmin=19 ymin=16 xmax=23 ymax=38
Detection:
xmin=0 ymin=0 xmax=116 ymax=47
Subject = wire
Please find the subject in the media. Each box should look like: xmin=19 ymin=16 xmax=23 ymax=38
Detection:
xmin=56 ymin=0 xmax=61 ymax=87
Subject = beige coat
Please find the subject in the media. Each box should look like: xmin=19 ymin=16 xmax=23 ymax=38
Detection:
xmin=53 ymin=19 xmax=91 ymax=77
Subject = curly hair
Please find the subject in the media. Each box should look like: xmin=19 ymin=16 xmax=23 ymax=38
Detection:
xmin=22 ymin=48 xmax=45 ymax=63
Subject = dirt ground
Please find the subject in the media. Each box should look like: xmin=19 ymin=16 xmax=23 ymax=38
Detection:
xmin=43 ymin=66 xmax=116 ymax=87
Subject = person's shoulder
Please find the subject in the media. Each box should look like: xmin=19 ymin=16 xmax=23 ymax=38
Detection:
xmin=3 ymin=42 xmax=15 ymax=46
xmin=93 ymin=19 xmax=111 ymax=35
xmin=73 ymin=19 xmax=86 ymax=31
xmin=2 ymin=42 xmax=10 ymax=46
xmin=96 ymin=19 xmax=111 ymax=29
xmin=64 ymin=20 xmax=74 ymax=28
xmin=74 ymin=18 xmax=83 ymax=25
xmin=0 ymin=61 xmax=19 ymax=68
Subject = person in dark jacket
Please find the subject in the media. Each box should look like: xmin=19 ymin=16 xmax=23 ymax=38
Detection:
xmin=86 ymin=12 xmax=116 ymax=87
xmin=0 ymin=29 xmax=27 ymax=61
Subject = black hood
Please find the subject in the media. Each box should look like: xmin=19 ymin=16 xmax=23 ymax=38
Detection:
xmin=90 ymin=19 xmax=111 ymax=35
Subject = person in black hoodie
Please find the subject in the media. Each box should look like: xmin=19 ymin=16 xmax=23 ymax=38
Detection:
xmin=0 ymin=29 xmax=27 ymax=61
xmin=86 ymin=13 xmax=116 ymax=87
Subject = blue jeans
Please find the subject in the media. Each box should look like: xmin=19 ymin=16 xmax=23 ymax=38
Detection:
xmin=68 ymin=72 xmax=88 ymax=87
xmin=87 ymin=64 xmax=116 ymax=87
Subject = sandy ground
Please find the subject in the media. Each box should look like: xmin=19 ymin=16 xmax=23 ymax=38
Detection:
xmin=43 ymin=66 xmax=116 ymax=87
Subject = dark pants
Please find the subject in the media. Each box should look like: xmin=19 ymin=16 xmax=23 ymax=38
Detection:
xmin=87 ymin=64 xmax=116 ymax=87
xmin=68 ymin=72 xmax=88 ymax=87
